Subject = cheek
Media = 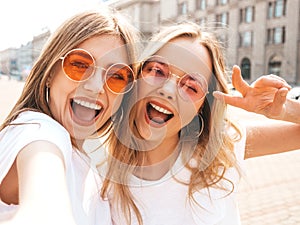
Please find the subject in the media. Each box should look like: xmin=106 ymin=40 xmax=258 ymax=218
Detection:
xmin=108 ymin=93 xmax=123 ymax=115
xmin=49 ymin=72 xmax=77 ymax=112
xmin=137 ymin=79 xmax=155 ymax=99
xmin=178 ymin=100 xmax=202 ymax=126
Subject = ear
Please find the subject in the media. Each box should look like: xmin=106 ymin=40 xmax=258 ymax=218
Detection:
xmin=46 ymin=73 xmax=53 ymax=88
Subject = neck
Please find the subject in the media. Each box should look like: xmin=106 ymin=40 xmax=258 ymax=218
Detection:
xmin=134 ymin=135 xmax=180 ymax=180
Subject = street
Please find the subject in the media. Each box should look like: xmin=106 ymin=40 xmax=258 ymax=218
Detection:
xmin=0 ymin=77 xmax=300 ymax=224
xmin=228 ymin=104 xmax=300 ymax=224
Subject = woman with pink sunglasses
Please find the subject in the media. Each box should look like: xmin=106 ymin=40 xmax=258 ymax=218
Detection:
xmin=0 ymin=8 xmax=139 ymax=225
xmin=99 ymin=22 xmax=300 ymax=225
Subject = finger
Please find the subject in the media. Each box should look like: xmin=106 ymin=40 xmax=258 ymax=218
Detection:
xmin=257 ymin=76 xmax=291 ymax=90
xmin=267 ymin=74 xmax=288 ymax=84
xmin=231 ymin=65 xmax=249 ymax=96
xmin=273 ymin=87 xmax=288 ymax=107
xmin=213 ymin=91 xmax=245 ymax=108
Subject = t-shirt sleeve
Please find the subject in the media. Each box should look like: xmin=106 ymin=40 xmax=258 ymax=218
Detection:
xmin=0 ymin=112 xmax=73 ymax=182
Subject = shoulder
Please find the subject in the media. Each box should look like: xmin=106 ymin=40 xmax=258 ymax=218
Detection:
xmin=16 ymin=111 xmax=68 ymax=133
xmin=12 ymin=111 xmax=70 ymax=142
xmin=0 ymin=111 xmax=72 ymax=164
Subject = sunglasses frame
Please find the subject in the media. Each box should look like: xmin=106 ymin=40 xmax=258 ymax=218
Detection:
xmin=140 ymin=55 xmax=209 ymax=101
xmin=60 ymin=48 xmax=135 ymax=94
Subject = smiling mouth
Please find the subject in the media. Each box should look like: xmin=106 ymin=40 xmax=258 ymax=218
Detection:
xmin=71 ymin=98 xmax=102 ymax=123
xmin=146 ymin=102 xmax=174 ymax=125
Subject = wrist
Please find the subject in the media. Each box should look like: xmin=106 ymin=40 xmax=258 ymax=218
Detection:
xmin=280 ymin=99 xmax=300 ymax=124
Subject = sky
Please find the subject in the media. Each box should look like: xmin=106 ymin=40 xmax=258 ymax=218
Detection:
xmin=0 ymin=0 xmax=103 ymax=51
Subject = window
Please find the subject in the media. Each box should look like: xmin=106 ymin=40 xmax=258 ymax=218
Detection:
xmin=196 ymin=0 xmax=206 ymax=10
xmin=178 ymin=1 xmax=188 ymax=15
xmin=268 ymin=55 xmax=282 ymax=76
xmin=267 ymin=0 xmax=287 ymax=19
xmin=240 ymin=31 xmax=252 ymax=47
xmin=241 ymin=58 xmax=251 ymax=79
xmin=245 ymin=6 xmax=254 ymax=23
xmin=267 ymin=26 xmax=285 ymax=44
xmin=216 ymin=12 xmax=229 ymax=26
xmin=217 ymin=0 xmax=228 ymax=5
xmin=275 ymin=0 xmax=284 ymax=17
xmin=240 ymin=6 xmax=255 ymax=23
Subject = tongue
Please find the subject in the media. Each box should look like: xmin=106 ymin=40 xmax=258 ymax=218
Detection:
xmin=148 ymin=106 xmax=168 ymax=124
xmin=72 ymin=102 xmax=96 ymax=122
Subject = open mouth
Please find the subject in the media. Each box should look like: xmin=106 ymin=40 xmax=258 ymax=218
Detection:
xmin=71 ymin=98 xmax=102 ymax=124
xmin=146 ymin=102 xmax=174 ymax=125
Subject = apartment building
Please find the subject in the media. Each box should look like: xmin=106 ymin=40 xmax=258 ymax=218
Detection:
xmin=106 ymin=0 xmax=300 ymax=84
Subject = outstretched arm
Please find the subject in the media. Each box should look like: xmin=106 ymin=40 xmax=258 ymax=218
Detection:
xmin=213 ymin=66 xmax=300 ymax=158
xmin=1 ymin=141 xmax=77 ymax=225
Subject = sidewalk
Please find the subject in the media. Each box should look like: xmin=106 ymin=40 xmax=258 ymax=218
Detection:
xmin=228 ymin=107 xmax=300 ymax=225
xmin=0 ymin=78 xmax=300 ymax=224
xmin=238 ymin=151 xmax=300 ymax=224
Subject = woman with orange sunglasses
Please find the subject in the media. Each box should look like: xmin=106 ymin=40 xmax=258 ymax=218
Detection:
xmin=0 ymin=8 xmax=139 ymax=225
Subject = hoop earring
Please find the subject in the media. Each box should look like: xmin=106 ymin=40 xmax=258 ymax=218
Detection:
xmin=196 ymin=113 xmax=204 ymax=138
xmin=46 ymin=87 xmax=50 ymax=103
xmin=180 ymin=112 xmax=205 ymax=141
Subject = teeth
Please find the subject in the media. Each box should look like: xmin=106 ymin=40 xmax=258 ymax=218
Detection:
xmin=150 ymin=103 xmax=172 ymax=115
xmin=73 ymin=99 xmax=102 ymax=110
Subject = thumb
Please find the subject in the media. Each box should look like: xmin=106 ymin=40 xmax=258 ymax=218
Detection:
xmin=231 ymin=65 xmax=249 ymax=96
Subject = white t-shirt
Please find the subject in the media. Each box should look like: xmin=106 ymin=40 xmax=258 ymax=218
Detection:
xmin=0 ymin=111 xmax=111 ymax=225
xmin=99 ymin=129 xmax=246 ymax=225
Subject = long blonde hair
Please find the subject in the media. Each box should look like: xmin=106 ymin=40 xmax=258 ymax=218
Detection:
xmin=101 ymin=22 xmax=242 ymax=225
xmin=0 ymin=9 xmax=140 ymax=141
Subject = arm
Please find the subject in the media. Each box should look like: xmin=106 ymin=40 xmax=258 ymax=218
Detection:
xmin=213 ymin=66 xmax=300 ymax=158
xmin=5 ymin=141 xmax=77 ymax=225
xmin=245 ymin=122 xmax=300 ymax=159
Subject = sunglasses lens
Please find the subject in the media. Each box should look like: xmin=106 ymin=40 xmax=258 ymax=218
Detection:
xmin=106 ymin=64 xmax=134 ymax=93
xmin=178 ymin=73 xmax=208 ymax=101
xmin=62 ymin=49 xmax=94 ymax=81
xmin=141 ymin=57 xmax=169 ymax=84
xmin=142 ymin=56 xmax=208 ymax=101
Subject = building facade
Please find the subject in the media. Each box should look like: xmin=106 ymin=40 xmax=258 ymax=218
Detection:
xmin=1 ymin=0 xmax=299 ymax=84
xmin=0 ymin=29 xmax=50 ymax=80
xmin=0 ymin=48 xmax=18 ymax=78
xmin=106 ymin=0 xmax=300 ymax=84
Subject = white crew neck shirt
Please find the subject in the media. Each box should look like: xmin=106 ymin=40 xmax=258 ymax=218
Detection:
xmin=99 ymin=129 xmax=246 ymax=225
xmin=0 ymin=111 xmax=111 ymax=225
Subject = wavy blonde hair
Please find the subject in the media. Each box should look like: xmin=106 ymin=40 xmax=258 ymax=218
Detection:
xmin=101 ymin=22 xmax=242 ymax=225
xmin=0 ymin=9 xmax=140 ymax=147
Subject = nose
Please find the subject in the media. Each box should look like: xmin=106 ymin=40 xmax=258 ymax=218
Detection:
xmin=82 ymin=68 xmax=105 ymax=94
xmin=157 ymin=76 xmax=177 ymax=101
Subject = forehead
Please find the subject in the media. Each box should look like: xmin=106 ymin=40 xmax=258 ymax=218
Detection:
xmin=155 ymin=37 xmax=212 ymax=79
xmin=77 ymin=35 xmax=130 ymax=65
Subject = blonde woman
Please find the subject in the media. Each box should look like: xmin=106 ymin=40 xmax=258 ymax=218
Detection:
xmin=0 ymin=9 xmax=140 ymax=225
xmin=99 ymin=22 xmax=300 ymax=225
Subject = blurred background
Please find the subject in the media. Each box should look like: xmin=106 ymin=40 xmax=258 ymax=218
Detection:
xmin=1 ymin=0 xmax=300 ymax=87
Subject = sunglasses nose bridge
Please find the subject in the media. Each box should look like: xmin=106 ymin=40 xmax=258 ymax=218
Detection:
xmin=83 ymin=66 xmax=106 ymax=93
xmin=169 ymin=72 xmax=181 ymax=82
xmin=93 ymin=65 xmax=106 ymax=79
